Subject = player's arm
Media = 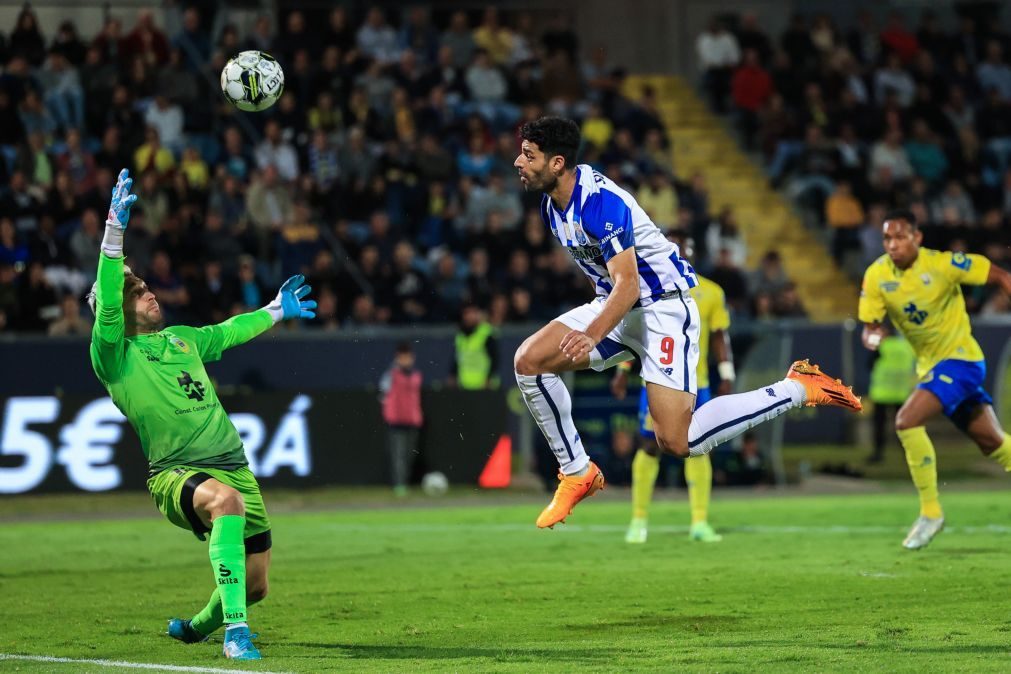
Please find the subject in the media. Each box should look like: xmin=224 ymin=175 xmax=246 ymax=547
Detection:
xmin=560 ymin=192 xmax=638 ymax=362
xmin=611 ymin=359 xmax=632 ymax=400
xmin=986 ymin=262 xmax=1011 ymax=296
xmin=709 ymin=285 xmax=734 ymax=396
xmin=89 ymin=169 xmax=138 ymax=382
xmin=185 ymin=275 xmax=317 ymax=362
xmin=711 ymin=329 xmax=734 ymax=396
xmin=858 ymin=265 xmax=888 ymax=351
xmin=561 ymin=247 xmax=638 ymax=361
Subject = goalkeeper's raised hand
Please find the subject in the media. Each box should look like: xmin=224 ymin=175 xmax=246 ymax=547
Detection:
xmin=264 ymin=274 xmax=317 ymax=323
xmin=102 ymin=168 xmax=139 ymax=257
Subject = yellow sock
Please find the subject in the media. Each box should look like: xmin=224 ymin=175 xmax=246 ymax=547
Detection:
xmin=897 ymin=426 xmax=942 ymax=519
xmin=989 ymin=434 xmax=1011 ymax=471
xmin=631 ymin=449 xmax=660 ymax=520
xmin=685 ymin=455 xmax=712 ymax=525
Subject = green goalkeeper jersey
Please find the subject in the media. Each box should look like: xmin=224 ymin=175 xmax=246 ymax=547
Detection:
xmin=90 ymin=253 xmax=274 ymax=475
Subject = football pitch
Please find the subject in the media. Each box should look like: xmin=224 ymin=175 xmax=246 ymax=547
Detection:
xmin=2 ymin=487 xmax=1011 ymax=673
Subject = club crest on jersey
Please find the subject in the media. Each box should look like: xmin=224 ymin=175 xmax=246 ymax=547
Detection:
xmin=879 ymin=281 xmax=900 ymax=292
xmin=921 ymin=273 xmax=932 ymax=285
xmin=573 ymin=223 xmax=588 ymax=245
xmin=170 ymin=336 xmax=189 ymax=353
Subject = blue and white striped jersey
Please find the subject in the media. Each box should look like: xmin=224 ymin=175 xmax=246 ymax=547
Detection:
xmin=539 ymin=165 xmax=697 ymax=306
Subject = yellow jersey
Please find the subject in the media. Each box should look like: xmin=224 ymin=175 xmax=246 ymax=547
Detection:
xmin=691 ymin=275 xmax=731 ymax=389
xmin=858 ymin=249 xmax=990 ymax=378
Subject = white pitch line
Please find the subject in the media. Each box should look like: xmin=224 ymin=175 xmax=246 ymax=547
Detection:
xmin=317 ymin=522 xmax=1011 ymax=535
xmin=0 ymin=654 xmax=292 ymax=674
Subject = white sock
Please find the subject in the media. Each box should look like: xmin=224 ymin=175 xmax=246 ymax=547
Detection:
xmin=225 ymin=622 xmax=248 ymax=631
xmin=516 ymin=372 xmax=590 ymax=475
xmin=688 ymin=380 xmax=804 ymax=457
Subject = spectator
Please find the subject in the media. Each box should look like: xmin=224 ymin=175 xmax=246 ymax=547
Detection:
xmin=134 ymin=126 xmax=175 ymax=178
xmin=705 ymin=207 xmax=747 ymax=270
xmin=379 ymin=341 xmax=424 ymax=497
xmin=976 ymin=40 xmax=1011 ymax=102
xmin=38 ymin=51 xmax=84 ymax=132
xmin=51 ymin=20 xmax=88 ymax=66
xmin=874 ymin=53 xmax=915 ymax=107
xmin=0 ymin=217 xmax=29 ymax=266
xmin=441 ymin=11 xmax=475 ymax=70
xmin=47 ymin=293 xmax=91 ymax=336
xmin=825 ymin=181 xmax=865 ymax=264
xmin=145 ymin=95 xmax=184 ymax=155
xmin=146 ymin=250 xmax=189 ymax=323
xmin=708 ymin=248 xmax=749 ymax=314
xmin=10 ymin=7 xmax=46 ymax=66
xmin=868 ymin=129 xmax=913 ymax=190
xmin=449 ymin=303 xmax=499 ymax=389
xmin=749 ymin=251 xmax=789 ymax=298
xmin=15 ymin=262 xmax=59 ymax=331
xmin=473 ymin=8 xmax=513 ymax=66
xmin=172 ymin=7 xmax=211 ymax=73
xmin=255 ymin=120 xmax=299 ymax=183
xmin=731 ymin=48 xmax=773 ymax=149
xmin=696 ymin=19 xmax=740 ymax=113
xmin=122 ymin=10 xmax=170 ymax=68
xmin=189 ymin=260 xmax=237 ymax=324
xmin=736 ymin=12 xmax=772 ymax=65
xmin=636 ymin=170 xmax=678 ymax=228
xmin=904 ymin=119 xmax=948 ymax=186
xmin=773 ymin=282 xmax=806 ymax=317
xmin=357 ymin=8 xmax=399 ymax=65
xmin=879 ymin=11 xmax=918 ymax=63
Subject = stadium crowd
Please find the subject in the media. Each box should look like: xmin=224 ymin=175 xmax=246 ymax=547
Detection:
xmin=0 ymin=4 xmax=793 ymax=335
xmin=708 ymin=9 xmax=1011 ymax=313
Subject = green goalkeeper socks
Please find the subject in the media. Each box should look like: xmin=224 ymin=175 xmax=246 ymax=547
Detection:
xmin=208 ymin=515 xmax=247 ymax=625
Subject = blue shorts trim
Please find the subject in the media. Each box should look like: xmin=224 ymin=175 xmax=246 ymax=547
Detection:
xmin=917 ymin=359 xmax=992 ymax=419
xmin=638 ymin=386 xmax=710 ymax=439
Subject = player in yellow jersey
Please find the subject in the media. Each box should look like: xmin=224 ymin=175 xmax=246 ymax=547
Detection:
xmin=612 ymin=229 xmax=734 ymax=544
xmin=859 ymin=209 xmax=1011 ymax=549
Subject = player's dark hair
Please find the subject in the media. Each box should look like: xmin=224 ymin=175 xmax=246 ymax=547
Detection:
xmin=395 ymin=341 xmax=413 ymax=354
xmin=519 ymin=117 xmax=581 ymax=170
xmin=883 ymin=208 xmax=918 ymax=230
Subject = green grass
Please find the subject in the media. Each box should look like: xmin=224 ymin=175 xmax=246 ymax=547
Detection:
xmin=3 ymin=487 xmax=1011 ymax=672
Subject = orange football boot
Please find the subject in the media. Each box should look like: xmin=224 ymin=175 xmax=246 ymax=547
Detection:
xmin=536 ymin=461 xmax=605 ymax=528
xmin=786 ymin=359 xmax=863 ymax=412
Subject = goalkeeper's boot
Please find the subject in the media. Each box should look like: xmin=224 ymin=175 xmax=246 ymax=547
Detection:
xmin=689 ymin=522 xmax=723 ymax=543
xmin=625 ymin=517 xmax=648 ymax=544
xmin=786 ymin=359 xmax=862 ymax=412
xmin=222 ymin=624 xmax=261 ymax=660
xmin=903 ymin=515 xmax=945 ymax=550
xmin=536 ymin=462 xmax=604 ymax=528
xmin=167 ymin=618 xmax=207 ymax=644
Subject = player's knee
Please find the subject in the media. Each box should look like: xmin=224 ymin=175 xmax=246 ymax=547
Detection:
xmin=894 ymin=409 xmax=916 ymax=432
xmin=247 ymin=579 xmax=269 ymax=604
xmin=975 ymin=430 xmax=1004 ymax=454
xmin=211 ymin=488 xmax=245 ymax=518
xmin=513 ymin=340 xmax=543 ymax=376
xmin=654 ymin=428 xmax=689 ymax=457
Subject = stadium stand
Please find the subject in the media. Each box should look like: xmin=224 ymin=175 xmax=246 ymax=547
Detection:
xmin=0 ymin=5 xmax=806 ymax=335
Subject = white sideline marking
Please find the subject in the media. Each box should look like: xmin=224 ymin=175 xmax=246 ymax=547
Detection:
xmin=319 ymin=522 xmax=1011 ymax=535
xmin=0 ymin=654 xmax=292 ymax=673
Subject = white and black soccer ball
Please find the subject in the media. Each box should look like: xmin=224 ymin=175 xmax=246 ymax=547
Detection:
xmin=220 ymin=50 xmax=284 ymax=112
xmin=421 ymin=471 xmax=449 ymax=497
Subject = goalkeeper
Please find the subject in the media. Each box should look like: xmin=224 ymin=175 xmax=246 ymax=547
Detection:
xmin=88 ymin=169 xmax=317 ymax=661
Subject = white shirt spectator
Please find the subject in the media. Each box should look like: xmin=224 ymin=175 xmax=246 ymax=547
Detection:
xmin=869 ymin=138 xmax=914 ymax=186
xmin=144 ymin=98 xmax=184 ymax=151
xmin=977 ymin=61 xmax=1011 ymax=101
xmin=874 ymin=66 xmax=915 ymax=106
xmin=358 ymin=22 xmax=400 ymax=64
xmin=465 ymin=59 xmax=507 ymax=102
xmin=696 ymin=30 xmax=740 ymax=70
xmin=255 ymin=139 xmax=299 ymax=182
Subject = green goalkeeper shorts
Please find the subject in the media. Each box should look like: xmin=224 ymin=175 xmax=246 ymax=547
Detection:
xmin=147 ymin=465 xmax=272 ymax=553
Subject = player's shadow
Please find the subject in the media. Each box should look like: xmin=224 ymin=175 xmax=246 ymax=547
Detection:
xmin=288 ymin=642 xmax=628 ymax=662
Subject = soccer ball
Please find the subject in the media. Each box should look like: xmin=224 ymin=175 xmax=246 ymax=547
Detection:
xmin=220 ymin=50 xmax=284 ymax=112
xmin=421 ymin=471 xmax=449 ymax=497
